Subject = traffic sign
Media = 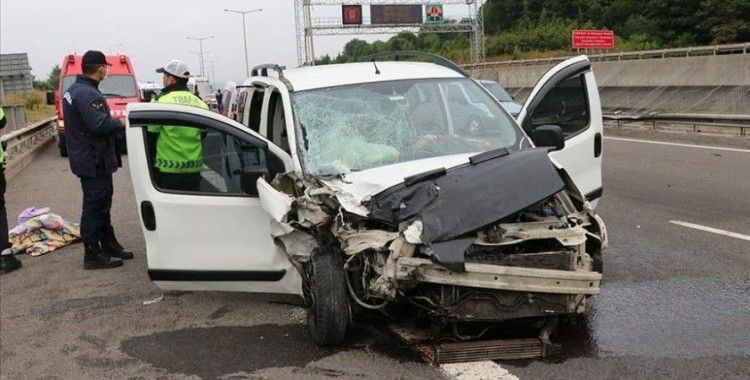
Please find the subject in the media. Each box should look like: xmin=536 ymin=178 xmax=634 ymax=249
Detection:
xmin=425 ymin=3 xmax=444 ymax=24
xmin=572 ymin=29 xmax=615 ymax=49
xmin=342 ymin=5 xmax=362 ymax=25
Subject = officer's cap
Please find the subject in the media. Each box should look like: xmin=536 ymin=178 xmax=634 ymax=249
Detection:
xmin=156 ymin=60 xmax=191 ymax=79
xmin=82 ymin=51 xmax=112 ymax=66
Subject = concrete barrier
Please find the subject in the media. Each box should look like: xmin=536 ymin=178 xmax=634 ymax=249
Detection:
xmin=1 ymin=117 xmax=55 ymax=179
xmin=467 ymin=50 xmax=750 ymax=115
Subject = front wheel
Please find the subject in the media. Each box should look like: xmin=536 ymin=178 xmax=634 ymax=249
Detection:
xmin=306 ymin=248 xmax=349 ymax=346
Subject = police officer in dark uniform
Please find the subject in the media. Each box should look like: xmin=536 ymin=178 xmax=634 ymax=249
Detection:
xmin=0 ymin=107 xmax=22 ymax=273
xmin=63 ymin=50 xmax=133 ymax=270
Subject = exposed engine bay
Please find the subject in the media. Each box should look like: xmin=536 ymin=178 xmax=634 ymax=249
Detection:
xmin=258 ymin=148 xmax=607 ymax=345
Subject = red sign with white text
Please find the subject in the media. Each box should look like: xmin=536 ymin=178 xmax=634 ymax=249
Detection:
xmin=572 ymin=29 xmax=614 ymax=49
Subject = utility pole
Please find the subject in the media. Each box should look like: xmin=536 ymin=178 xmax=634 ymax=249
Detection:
xmin=189 ymin=51 xmax=209 ymax=78
xmin=187 ymin=36 xmax=214 ymax=77
xmin=207 ymin=60 xmax=218 ymax=86
xmin=224 ymin=8 xmax=263 ymax=78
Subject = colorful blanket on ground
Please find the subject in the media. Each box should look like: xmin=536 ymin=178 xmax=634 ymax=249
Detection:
xmin=9 ymin=207 xmax=81 ymax=256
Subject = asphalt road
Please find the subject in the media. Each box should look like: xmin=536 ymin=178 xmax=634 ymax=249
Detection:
xmin=1 ymin=136 xmax=749 ymax=379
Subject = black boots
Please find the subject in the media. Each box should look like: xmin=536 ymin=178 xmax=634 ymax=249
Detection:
xmin=83 ymin=226 xmax=131 ymax=269
xmin=83 ymin=242 xmax=123 ymax=270
xmin=0 ymin=248 xmax=21 ymax=273
xmin=101 ymin=227 xmax=133 ymax=260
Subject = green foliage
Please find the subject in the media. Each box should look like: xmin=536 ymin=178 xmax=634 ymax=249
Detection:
xmin=322 ymin=0 xmax=748 ymax=64
xmin=23 ymin=92 xmax=41 ymax=110
xmin=31 ymin=65 xmax=61 ymax=91
xmin=47 ymin=65 xmax=61 ymax=90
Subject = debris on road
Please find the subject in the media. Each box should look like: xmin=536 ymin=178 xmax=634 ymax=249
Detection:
xmin=143 ymin=293 xmax=164 ymax=306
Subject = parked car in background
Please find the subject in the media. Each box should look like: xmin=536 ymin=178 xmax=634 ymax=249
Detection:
xmin=479 ymin=79 xmax=523 ymax=117
xmin=188 ymin=76 xmax=217 ymax=109
xmin=139 ymin=81 xmax=163 ymax=102
xmin=48 ymin=53 xmax=140 ymax=156
xmin=220 ymin=81 xmax=237 ymax=118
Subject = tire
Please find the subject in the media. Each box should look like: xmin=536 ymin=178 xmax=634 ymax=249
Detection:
xmin=58 ymin=132 xmax=68 ymax=157
xmin=306 ymin=248 xmax=349 ymax=346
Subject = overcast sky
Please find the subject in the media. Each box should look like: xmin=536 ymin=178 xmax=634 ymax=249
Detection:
xmin=1 ymin=1 xmax=474 ymax=86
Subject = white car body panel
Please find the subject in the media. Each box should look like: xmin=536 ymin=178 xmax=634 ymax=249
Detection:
xmin=517 ymin=55 xmax=603 ymax=208
xmin=126 ymin=103 xmax=300 ymax=294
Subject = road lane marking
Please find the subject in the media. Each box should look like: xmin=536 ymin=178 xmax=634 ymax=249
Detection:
xmin=441 ymin=361 xmax=519 ymax=380
xmin=670 ymin=220 xmax=750 ymax=241
xmin=604 ymin=136 xmax=750 ymax=153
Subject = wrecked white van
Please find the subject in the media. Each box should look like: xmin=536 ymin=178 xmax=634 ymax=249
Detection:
xmin=127 ymin=53 xmax=607 ymax=346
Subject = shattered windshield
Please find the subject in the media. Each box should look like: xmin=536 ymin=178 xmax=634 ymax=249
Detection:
xmin=292 ymin=78 xmax=521 ymax=176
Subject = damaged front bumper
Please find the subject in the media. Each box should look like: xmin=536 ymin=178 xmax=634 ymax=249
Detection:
xmin=394 ymin=257 xmax=601 ymax=295
xmin=260 ymin=148 xmax=608 ymax=324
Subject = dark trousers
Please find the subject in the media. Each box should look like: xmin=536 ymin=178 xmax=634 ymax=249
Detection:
xmin=0 ymin=167 xmax=9 ymax=251
xmin=155 ymin=171 xmax=201 ymax=192
xmin=79 ymin=171 xmax=114 ymax=251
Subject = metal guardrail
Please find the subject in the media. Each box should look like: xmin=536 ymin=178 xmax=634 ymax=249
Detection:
xmin=603 ymin=113 xmax=750 ymax=136
xmin=1 ymin=117 xmax=56 ymax=177
xmin=464 ymin=43 xmax=750 ymax=69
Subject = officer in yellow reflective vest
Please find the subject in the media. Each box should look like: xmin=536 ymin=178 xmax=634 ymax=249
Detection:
xmin=149 ymin=60 xmax=208 ymax=191
xmin=0 ymin=107 xmax=22 ymax=272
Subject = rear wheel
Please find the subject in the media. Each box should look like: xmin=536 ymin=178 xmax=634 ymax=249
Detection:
xmin=306 ymin=248 xmax=349 ymax=346
xmin=58 ymin=132 xmax=68 ymax=157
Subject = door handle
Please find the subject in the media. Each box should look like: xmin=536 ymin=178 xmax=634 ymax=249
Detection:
xmin=141 ymin=201 xmax=156 ymax=231
xmin=594 ymin=133 xmax=602 ymax=158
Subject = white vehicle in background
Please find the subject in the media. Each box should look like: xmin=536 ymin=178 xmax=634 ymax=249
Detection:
xmin=127 ymin=53 xmax=606 ymax=347
xmin=188 ymin=76 xmax=217 ymax=109
xmin=220 ymin=81 xmax=238 ymax=118
xmin=139 ymin=81 xmax=163 ymax=102
xmin=478 ymin=79 xmax=523 ymax=117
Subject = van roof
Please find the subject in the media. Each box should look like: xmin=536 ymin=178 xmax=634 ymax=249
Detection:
xmin=59 ymin=54 xmax=136 ymax=76
xmin=282 ymin=61 xmax=464 ymax=92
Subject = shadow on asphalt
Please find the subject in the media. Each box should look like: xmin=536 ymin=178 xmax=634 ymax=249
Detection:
xmin=120 ymin=321 xmax=424 ymax=378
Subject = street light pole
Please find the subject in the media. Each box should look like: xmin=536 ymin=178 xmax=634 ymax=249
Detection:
xmin=187 ymin=36 xmax=214 ymax=77
xmin=224 ymin=8 xmax=262 ymax=78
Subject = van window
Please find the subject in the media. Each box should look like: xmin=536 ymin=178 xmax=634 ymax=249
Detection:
xmin=61 ymin=74 xmax=137 ymax=98
xmin=527 ymin=74 xmax=589 ymax=138
xmin=138 ymin=123 xmax=284 ymax=197
xmin=246 ymin=89 xmax=264 ymax=133
xmin=266 ymin=90 xmax=290 ymax=154
xmin=99 ymin=75 xmax=138 ymax=98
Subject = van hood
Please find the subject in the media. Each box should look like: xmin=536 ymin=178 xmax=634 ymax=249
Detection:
xmin=319 ymin=153 xmax=476 ymax=216
xmin=319 ymin=148 xmax=566 ymax=244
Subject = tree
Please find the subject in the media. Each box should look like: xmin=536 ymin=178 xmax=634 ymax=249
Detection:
xmin=46 ymin=65 xmax=61 ymax=90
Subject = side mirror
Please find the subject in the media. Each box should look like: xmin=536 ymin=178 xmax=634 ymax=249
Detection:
xmin=46 ymin=91 xmax=55 ymax=105
xmin=240 ymin=165 xmax=268 ymax=197
xmin=531 ymin=124 xmax=565 ymax=151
